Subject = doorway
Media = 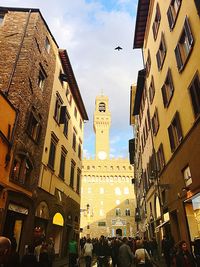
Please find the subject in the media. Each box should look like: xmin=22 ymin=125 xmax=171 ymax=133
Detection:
xmin=116 ymin=228 xmax=122 ymax=236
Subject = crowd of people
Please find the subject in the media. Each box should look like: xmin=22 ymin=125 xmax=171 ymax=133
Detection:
xmin=0 ymin=236 xmax=55 ymax=267
xmin=1 ymin=234 xmax=200 ymax=267
xmin=77 ymin=235 xmax=200 ymax=267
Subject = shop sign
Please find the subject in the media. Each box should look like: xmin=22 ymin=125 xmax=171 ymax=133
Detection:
xmin=8 ymin=203 xmax=28 ymax=215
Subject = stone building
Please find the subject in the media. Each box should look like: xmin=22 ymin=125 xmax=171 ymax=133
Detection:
xmin=81 ymin=95 xmax=136 ymax=238
xmin=0 ymin=6 xmax=88 ymax=258
xmin=133 ymin=0 xmax=200 ymax=246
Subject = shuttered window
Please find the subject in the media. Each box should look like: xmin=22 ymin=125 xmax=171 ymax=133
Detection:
xmin=149 ymin=76 xmax=155 ymax=104
xmin=168 ymin=112 xmax=183 ymax=152
xmin=152 ymin=108 xmax=159 ymax=136
xmin=175 ymin=17 xmax=194 ymax=72
xmin=156 ymin=33 xmax=167 ymax=70
xmin=156 ymin=143 xmax=165 ymax=172
xmin=152 ymin=3 xmax=161 ymax=40
xmin=167 ymin=0 xmax=181 ymax=30
xmin=161 ymin=69 xmax=174 ymax=108
xmin=189 ymin=73 xmax=200 ymax=117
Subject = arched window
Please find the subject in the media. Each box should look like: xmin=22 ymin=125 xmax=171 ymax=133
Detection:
xmin=125 ymin=209 xmax=130 ymax=216
xmin=11 ymin=153 xmax=33 ymax=186
xmin=99 ymin=102 xmax=106 ymax=112
xmin=116 ymin=208 xmax=121 ymax=216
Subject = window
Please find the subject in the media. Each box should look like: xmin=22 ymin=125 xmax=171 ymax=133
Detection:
xmin=63 ymin=114 xmax=69 ymax=137
xmin=0 ymin=13 xmax=5 ymax=25
xmin=167 ymin=0 xmax=181 ymax=29
xmin=27 ymin=111 xmax=41 ymax=143
xmin=100 ymin=187 xmax=104 ymax=194
xmin=156 ymin=143 xmax=165 ymax=172
xmin=38 ymin=65 xmax=46 ymax=90
xmin=156 ymin=33 xmax=167 ymax=70
xmin=149 ymin=76 xmax=155 ymax=104
xmin=45 ymin=37 xmax=50 ymax=53
xmin=48 ymin=134 xmax=58 ymax=169
xmin=70 ymin=160 xmax=76 ymax=188
xmin=125 ymin=209 xmax=130 ymax=216
xmin=74 ymin=107 xmax=77 ymax=119
xmin=76 ymin=168 xmax=81 ymax=194
xmin=72 ymin=132 xmax=76 ymax=151
xmin=99 ymin=102 xmax=106 ymax=112
xmin=124 ymin=187 xmax=129 ymax=195
xmin=98 ymin=222 xmax=106 ymax=227
xmin=125 ymin=199 xmax=129 ymax=205
xmin=80 ymin=119 xmax=83 ymax=130
xmin=59 ymin=148 xmax=67 ymax=180
xmin=11 ymin=154 xmax=33 ymax=186
xmin=194 ymin=0 xmax=200 ymax=16
xmin=146 ymin=50 xmax=151 ymax=77
xmin=115 ymin=187 xmax=121 ymax=195
xmin=152 ymin=3 xmax=161 ymax=40
xmin=175 ymin=17 xmax=194 ymax=72
xmin=189 ymin=73 xmax=200 ymax=117
xmin=116 ymin=200 xmax=120 ymax=205
xmin=168 ymin=112 xmax=183 ymax=152
xmin=54 ymin=96 xmax=62 ymax=123
xmin=152 ymin=108 xmax=159 ymax=136
xmin=78 ymin=143 xmax=82 ymax=159
xmin=161 ymin=69 xmax=174 ymax=108
xmin=88 ymin=187 xmax=92 ymax=193
xmin=116 ymin=208 xmax=121 ymax=216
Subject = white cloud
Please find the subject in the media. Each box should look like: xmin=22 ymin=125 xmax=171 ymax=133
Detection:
xmin=1 ymin=0 xmax=142 ymax=158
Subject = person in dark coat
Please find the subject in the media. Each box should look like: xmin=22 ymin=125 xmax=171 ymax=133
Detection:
xmin=21 ymin=244 xmax=39 ymax=267
xmin=96 ymin=236 xmax=110 ymax=267
xmin=161 ymin=235 xmax=172 ymax=267
xmin=176 ymin=240 xmax=196 ymax=267
xmin=110 ymin=238 xmax=121 ymax=267
xmin=0 ymin=236 xmax=11 ymax=266
xmin=118 ymin=237 xmax=134 ymax=267
xmin=4 ymin=237 xmax=20 ymax=267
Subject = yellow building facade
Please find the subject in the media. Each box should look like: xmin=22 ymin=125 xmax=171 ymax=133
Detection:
xmin=81 ymin=95 xmax=136 ymax=238
xmin=133 ymin=0 xmax=200 ymax=245
xmin=38 ymin=49 xmax=88 ymax=256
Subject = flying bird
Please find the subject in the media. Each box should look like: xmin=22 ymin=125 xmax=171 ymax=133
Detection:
xmin=115 ymin=46 xmax=122 ymax=51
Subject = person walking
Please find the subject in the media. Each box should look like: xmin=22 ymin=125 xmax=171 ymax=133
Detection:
xmin=4 ymin=237 xmax=20 ymax=267
xmin=21 ymin=244 xmax=39 ymax=267
xmin=47 ymin=238 xmax=55 ymax=267
xmin=68 ymin=237 xmax=78 ymax=267
xmin=118 ymin=237 xmax=134 ymax=267
xmin=96 ymin=235 xmax=110 ymax=267
xmin=83 ymin=238 xmax=93 ymax=267
xmin=135 ymin=239 xmax=152 ymax=267
xmin=161 ymin=235 xmax=172 ymax=267
xmin=176 ymin=240 xmax=196 ymax=267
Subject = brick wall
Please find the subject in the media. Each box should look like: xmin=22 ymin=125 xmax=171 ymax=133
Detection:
xmin=0 ymin=9 xmax=57 ymax=189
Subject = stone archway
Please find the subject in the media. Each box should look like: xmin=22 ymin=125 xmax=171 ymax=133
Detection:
xmin=116 ymin=228 xmax=122 ymax=236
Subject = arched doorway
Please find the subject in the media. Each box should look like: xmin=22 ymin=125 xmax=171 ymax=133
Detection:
xmin=52 ymin=212 xmax=64 ymax=255
xmin=116 ymin=228 xmax=122 ymax=236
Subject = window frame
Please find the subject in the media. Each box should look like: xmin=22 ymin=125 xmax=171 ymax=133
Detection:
xmin=27 ymin=111 xmax=42 ymax=143
xmin=175 ymin=16 xmax=194 ymax=72
xmin=70 ymin=160 xmax=76 ymax=188
xmin=188 ymin=72 xmax=200 ymax=118
xmin=167 ymin=0 xmax=182 ymax=30
xmin=168 ymin=112 xmax=183 ymax=152
xmin=156 ymin=33 xmax=167 ymax=71
xmin=161 ymin=69 xmax=174 ymax=108
xmin=156 ymin=143 xmax=165 ymax=172
xmin=152 ymin=108 xmax=159 ymax=136
xmin=149 ymin=76 xmax=155 ymax=104
xmin=48 ymin=134 xmax=58 ymax=170
xmin=59 ymin=148 xmax=67 ymax=180
xmin=152 ymin=3 xmax=161 ymax=40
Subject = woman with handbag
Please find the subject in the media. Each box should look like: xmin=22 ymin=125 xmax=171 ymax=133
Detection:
xmin=135 ymin=240 xmax=153 ymax=267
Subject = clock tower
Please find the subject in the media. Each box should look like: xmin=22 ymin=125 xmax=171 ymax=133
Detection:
xmin=93 ymin=95 xmax=111 ymax=160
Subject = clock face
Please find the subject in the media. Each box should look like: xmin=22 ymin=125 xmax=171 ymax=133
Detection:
xmin=98 ymin=151 xmax=107 ymax=160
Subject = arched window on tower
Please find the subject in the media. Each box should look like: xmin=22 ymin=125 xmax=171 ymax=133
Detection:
xmin=99 ymin=102 xmax=106 ymax=112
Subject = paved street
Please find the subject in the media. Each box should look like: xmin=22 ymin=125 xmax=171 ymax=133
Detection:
xmin=53 ymin=256 xmax=167 ymax=267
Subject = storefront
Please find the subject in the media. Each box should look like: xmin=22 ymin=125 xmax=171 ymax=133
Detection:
xmin=52 ymin=212 xmax=64 ymax=255
xmin=34 ymin=201 xmax=50 ymax=242
xmin=184 ymin=192 xmax=200 ymax=243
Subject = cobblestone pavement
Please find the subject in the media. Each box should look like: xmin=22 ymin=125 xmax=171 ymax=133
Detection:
xmin=53 ymin=256 xmax=167 ymax=267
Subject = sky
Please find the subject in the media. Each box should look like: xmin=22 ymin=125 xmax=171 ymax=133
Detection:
xmin=1 ymin=0 xmax=143 ymax=159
